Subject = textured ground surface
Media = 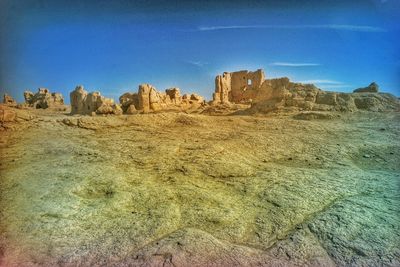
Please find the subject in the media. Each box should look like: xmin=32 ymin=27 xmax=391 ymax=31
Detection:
xmin=0 ymin=109 xmax=399 ymax=266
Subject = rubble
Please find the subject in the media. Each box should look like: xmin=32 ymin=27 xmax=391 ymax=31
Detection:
xmin=126 ymin=104 xmax=138 ymax=114
xmin=0 ymin=104 xmax=35 ymax=125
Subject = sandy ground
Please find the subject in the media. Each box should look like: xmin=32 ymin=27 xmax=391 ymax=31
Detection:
xmin=0 ymin=109 xmax=399 ymax=266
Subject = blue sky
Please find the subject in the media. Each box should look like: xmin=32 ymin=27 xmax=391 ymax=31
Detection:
xmin=1 ymin=0 xmax=399 ymax=103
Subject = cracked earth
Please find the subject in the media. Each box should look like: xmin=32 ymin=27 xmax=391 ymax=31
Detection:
xmin=0 ymin=110 xmax=399 ymax=266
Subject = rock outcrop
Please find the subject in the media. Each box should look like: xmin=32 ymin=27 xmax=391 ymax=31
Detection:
xmin=353 ymin=82 xmax=379 ymax=93
xmin=120 ymin=85 xmax=205 ymax=114
xmin=3 ymin=94 xmax=17 ymax=106
xmin=23 ymin=88 xmax=65 ymax=109
xmin=70 ymin=85 xmax=121 ymax=115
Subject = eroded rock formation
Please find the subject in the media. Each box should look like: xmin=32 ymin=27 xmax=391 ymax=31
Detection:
xmin=120 ymin=84 xmax=205 ymax=114
xmin=70 ymin=86 xmax=121 ymax=115
xmin=24 ymin=88 xmax=65 ymax=109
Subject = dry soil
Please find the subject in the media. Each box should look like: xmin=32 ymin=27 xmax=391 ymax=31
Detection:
xmin=0 ymin=110 xmax=399 ymax=266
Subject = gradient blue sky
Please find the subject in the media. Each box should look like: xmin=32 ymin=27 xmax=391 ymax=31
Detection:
xmin=1 ymin=0 xmax=399 ymax=103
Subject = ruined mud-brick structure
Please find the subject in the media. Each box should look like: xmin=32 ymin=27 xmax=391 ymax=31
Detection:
xmin=119 ymin=84 xmax=205 ymax=114
xmin=213 ymin=69 xmax=400 ymax=112
xmin=24 ymin=88 xmax=65 ymax=109
xmin=69 ymin=69 xmax=399 ymax=115
xmin=212 ymin=69 xmax=312 ymax=106
xmin=70 ymin=83 xmax=205 ymax=115
xmin=213 ymin=69 xmax=266 ymax=104
xmin=70 ymin=86 xmax=122 ymax=115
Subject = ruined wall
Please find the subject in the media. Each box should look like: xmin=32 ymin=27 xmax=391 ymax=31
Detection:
xmin=119 ymin=92 xmax=139 ymax=114
xmin=70 ymin=85 xmax=121 ymax=115
xmin=247 ymin=79 xmax=400 ymax=114
xmin=165 ymin=88 xmax=182 ymax=105
xmin=213 ymin=70 xmax=398 ymax=113
xmin=24 ymin=88 xmax=65 ymax=109
xmin=120 ymin=85 xmax=205 ymax=114
xmin=213 ymin=69 xmax=266 ymax=104
xmin=213 ymin=72 xmax=232 ymax=104
xmin=230 ymin=69 xmax=265 ymax=102
xmin=70 ymin=86 xmax=88 ymax=114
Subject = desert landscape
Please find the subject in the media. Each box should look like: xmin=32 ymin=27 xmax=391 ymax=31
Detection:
xmin=0 ymin=68 xmax=399 ymax=266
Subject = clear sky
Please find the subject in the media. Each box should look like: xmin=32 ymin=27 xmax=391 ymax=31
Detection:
xmin=1 ymin=0 xmax=399 ymax=103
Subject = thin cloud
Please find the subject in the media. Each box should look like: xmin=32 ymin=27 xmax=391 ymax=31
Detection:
xmin=185 ymin=60 xmax=208 ymax=67
xmin=197 ymin=24 xmax=386 ymax=32
xmin=296 ymin=80 xmax=343 ymax=85
xmin=270 ymin=62 xmax=320 ymax=67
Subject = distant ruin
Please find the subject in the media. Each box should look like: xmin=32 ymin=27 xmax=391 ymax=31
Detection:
xmin=1 ymin=68 xmax=399 ymax=116
xmin=213 ymin=69 xmax=266 ymax=104
xmin=24 ymin=88 xmax=65 ymax=109
xmin=212 ymin=69 xmax=399 ymax=113
xmin=69 ymin=83 xmax=205 ymax=115
xmin=353 ymin=82 xmax=379 ymax=93
xmin=119 ymin=84 xmax=205 ymax=114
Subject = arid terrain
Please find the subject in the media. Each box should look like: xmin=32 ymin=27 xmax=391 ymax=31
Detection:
xmin=0 ymin=107 xmax=399 ymax=266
